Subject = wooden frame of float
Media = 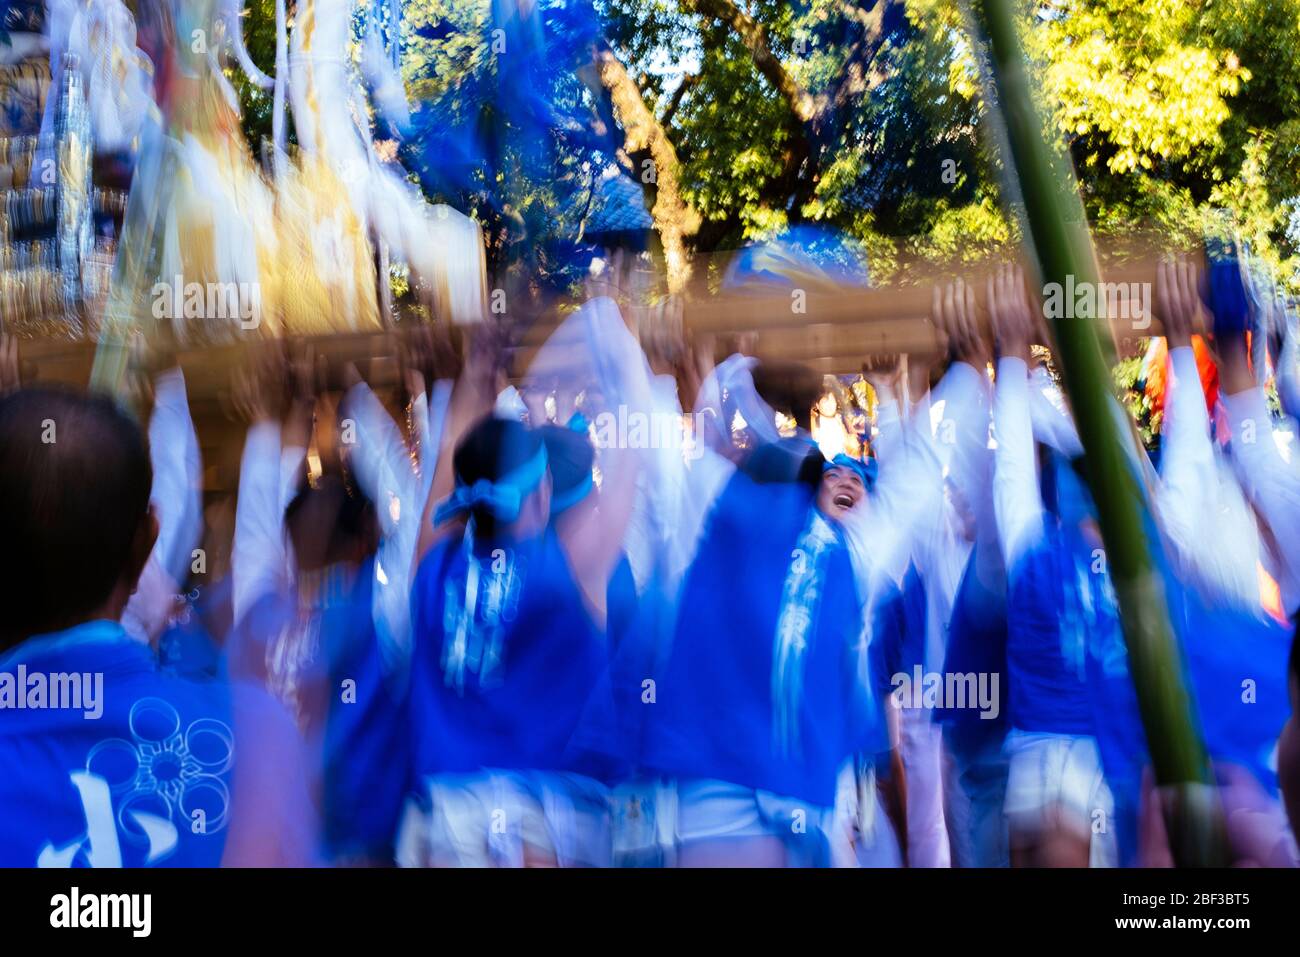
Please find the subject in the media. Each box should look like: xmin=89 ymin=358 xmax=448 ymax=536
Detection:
xmin=5 ymin=254 xmax=1168 ymax=490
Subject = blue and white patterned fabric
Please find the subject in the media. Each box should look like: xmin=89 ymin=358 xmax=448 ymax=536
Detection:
xmin=0 ymin=620 xmax=236 ymax=867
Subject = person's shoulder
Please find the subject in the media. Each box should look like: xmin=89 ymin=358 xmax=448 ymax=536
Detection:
xmin=126 ymin=666 xmax=236 ymax=733
xmin=717 ymin=468 xmax=816 ymax=530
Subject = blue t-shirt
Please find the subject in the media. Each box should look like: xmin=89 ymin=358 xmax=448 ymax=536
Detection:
xmin=936 ymin=547 xmax=1009 ymax=736
xmin=640 ymin=471 xmax=874 ymax=808
xmin=566 ymin=562 xmax=678 ymax=785
xmin=319 ymin=558 xmax=412 ymax=861
xmin=1004 ymin=533 xmax=1100 ymax=736
xmin=0 ymin=621 xmax=237 ymax=867
xmin=1087 ymin=564 xmax=1293 ymax=796
xmin=408 ymin=527 xmax=609 ymax=778
xmin=1078 ymin=540 xmax=1292 ymax=866
xmin=606 ymin=554 xmax=639 ymax=654
xmin=870 ymin=564 xmax=926 ymax=705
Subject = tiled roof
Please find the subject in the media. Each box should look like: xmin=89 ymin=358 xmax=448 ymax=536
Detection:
xmin=581 ymin=166 xmax=653 ymax=235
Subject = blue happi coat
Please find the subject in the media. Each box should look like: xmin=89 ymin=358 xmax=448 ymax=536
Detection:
xmin=639 ymin=470 xmax=879 ymax=809
xmin=408 ymin=526 xmax=610 ymax=779
xmin=0 ymin=621 xmax=237 ymax=867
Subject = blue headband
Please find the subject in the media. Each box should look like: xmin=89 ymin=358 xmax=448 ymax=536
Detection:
xmin=550 ymin=470 xmax=594 ymax=514
xmin=824 ymin=453 xmax=877 ymax=490
xmin=434 ymin=443 xmax=550 ymax=526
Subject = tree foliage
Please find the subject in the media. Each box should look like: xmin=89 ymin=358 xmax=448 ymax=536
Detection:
xmin=229 ymin=0 xmax=1300 ymax=289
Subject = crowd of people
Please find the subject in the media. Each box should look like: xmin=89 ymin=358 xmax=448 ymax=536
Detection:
xmin=1 ymin=255 xmax=1299 ymax=868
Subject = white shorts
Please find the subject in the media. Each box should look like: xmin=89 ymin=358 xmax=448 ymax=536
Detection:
xmin=397 ymin=770 xmax=611 ymax=867
xmin=1003 ymin=730 xmax=1116 ymax=866
xmin=671 ymin=778 xmax=844 ymax=867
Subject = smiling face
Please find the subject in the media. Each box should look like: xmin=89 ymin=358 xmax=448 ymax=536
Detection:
xmin=817 ymin=465 xmax=866 ymax=519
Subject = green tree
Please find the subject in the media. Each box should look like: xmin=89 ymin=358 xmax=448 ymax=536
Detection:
xmin=228 ymin=1 xmax=1300 ymax=289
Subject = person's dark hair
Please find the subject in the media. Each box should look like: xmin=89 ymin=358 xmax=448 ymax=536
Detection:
xmin=536 ymin=424 xmax=594 ymax=513
xmin=452 ymin=416 xmax=547 ymax=537
xmin=284 ymin=471 xmax=378 ymax=572
xmin=751 ymin=359 xmax=822 ymax=433
xmin=0 ymin=387 xmax=153 ymax=650
xmin=742 ymin=435 xmax=825 ymax=488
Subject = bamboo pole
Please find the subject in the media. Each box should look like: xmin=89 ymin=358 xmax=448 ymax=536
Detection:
xmin=970 ymin=0 xmax=1225 ymax=865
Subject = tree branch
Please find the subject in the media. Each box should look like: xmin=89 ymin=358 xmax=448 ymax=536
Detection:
xmin=661 ymin=72 xmax=700 ymax=132
xmin=680 ymin=0 xmax=817 ymax=122
xmin=585 ymin=43 xmax=702 ymax=292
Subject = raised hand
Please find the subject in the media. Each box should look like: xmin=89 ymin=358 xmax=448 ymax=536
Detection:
xmin=640 ymin=296 xmax=687 ymax=377
xmin=986 ymin=264 xmax=1035 ymax=362
xmin=463 ymin=320 xmax=511 ymax=400
xmin=398 ymin=326 xmax=433 ymax=407
xmin=862 ymin=352 xmax=906 ymax=405
xmin=679 ymin=331 xmax=715 ymax=413
xmin=933 ymin=276 xmax=990 ymax=370
xmin=583 ymin=247 xmax=624 ymax=305
xmin=429 ymin=321 xmax=463 ymax=383
xmin=1156 ymin=257 xmax=1205 ymax=350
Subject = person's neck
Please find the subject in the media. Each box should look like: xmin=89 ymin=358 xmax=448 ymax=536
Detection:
xmin=91 ymin=582 xmax=132 ymax=626
xmin=2 ymin=611 xmax=123 ymax=655
xmin=44 ymin=606 xmax=124 ymax=638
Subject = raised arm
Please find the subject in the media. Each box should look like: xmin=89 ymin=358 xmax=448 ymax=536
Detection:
xmin=401 ymin=326 xmax=454 ymax=527
xmin=912 ymin=279 xmax=994 ymax=620
xmin=148 ymin=367 xmax=204 ymax=582
xmin=862 ymin=353 xmax=907 ymax=467
xmin=1153 ymin=258 xmax=1215 ymax=553
xmin=988 ymin=265 xmax=1044 ymax=570
xmin=1210 ymin=261 xmax=1300 ymax=608
xmin=849 ymin=281 xmax=990 ymax=589
xmin=414 ymin=324 xmax=506 ymax=571
xmin=661 ymin=343 xmax=740 ymax=588
xmin=231 ymin=349 xmax=295 ymax=629
xmin=930 ymin=278 xmax=993 ymax=498
xmin=551 ymin=299 xmax=652 ymax=618
xmin=122 ymin=365 xmax=204 ymax=644
xmin=342 ymin=366 xmax=416 ymax=541
xmin=340 ymin=365 xmax=427 ymax=670
xmin=842 ymin=364 xmax=944 ymax=590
